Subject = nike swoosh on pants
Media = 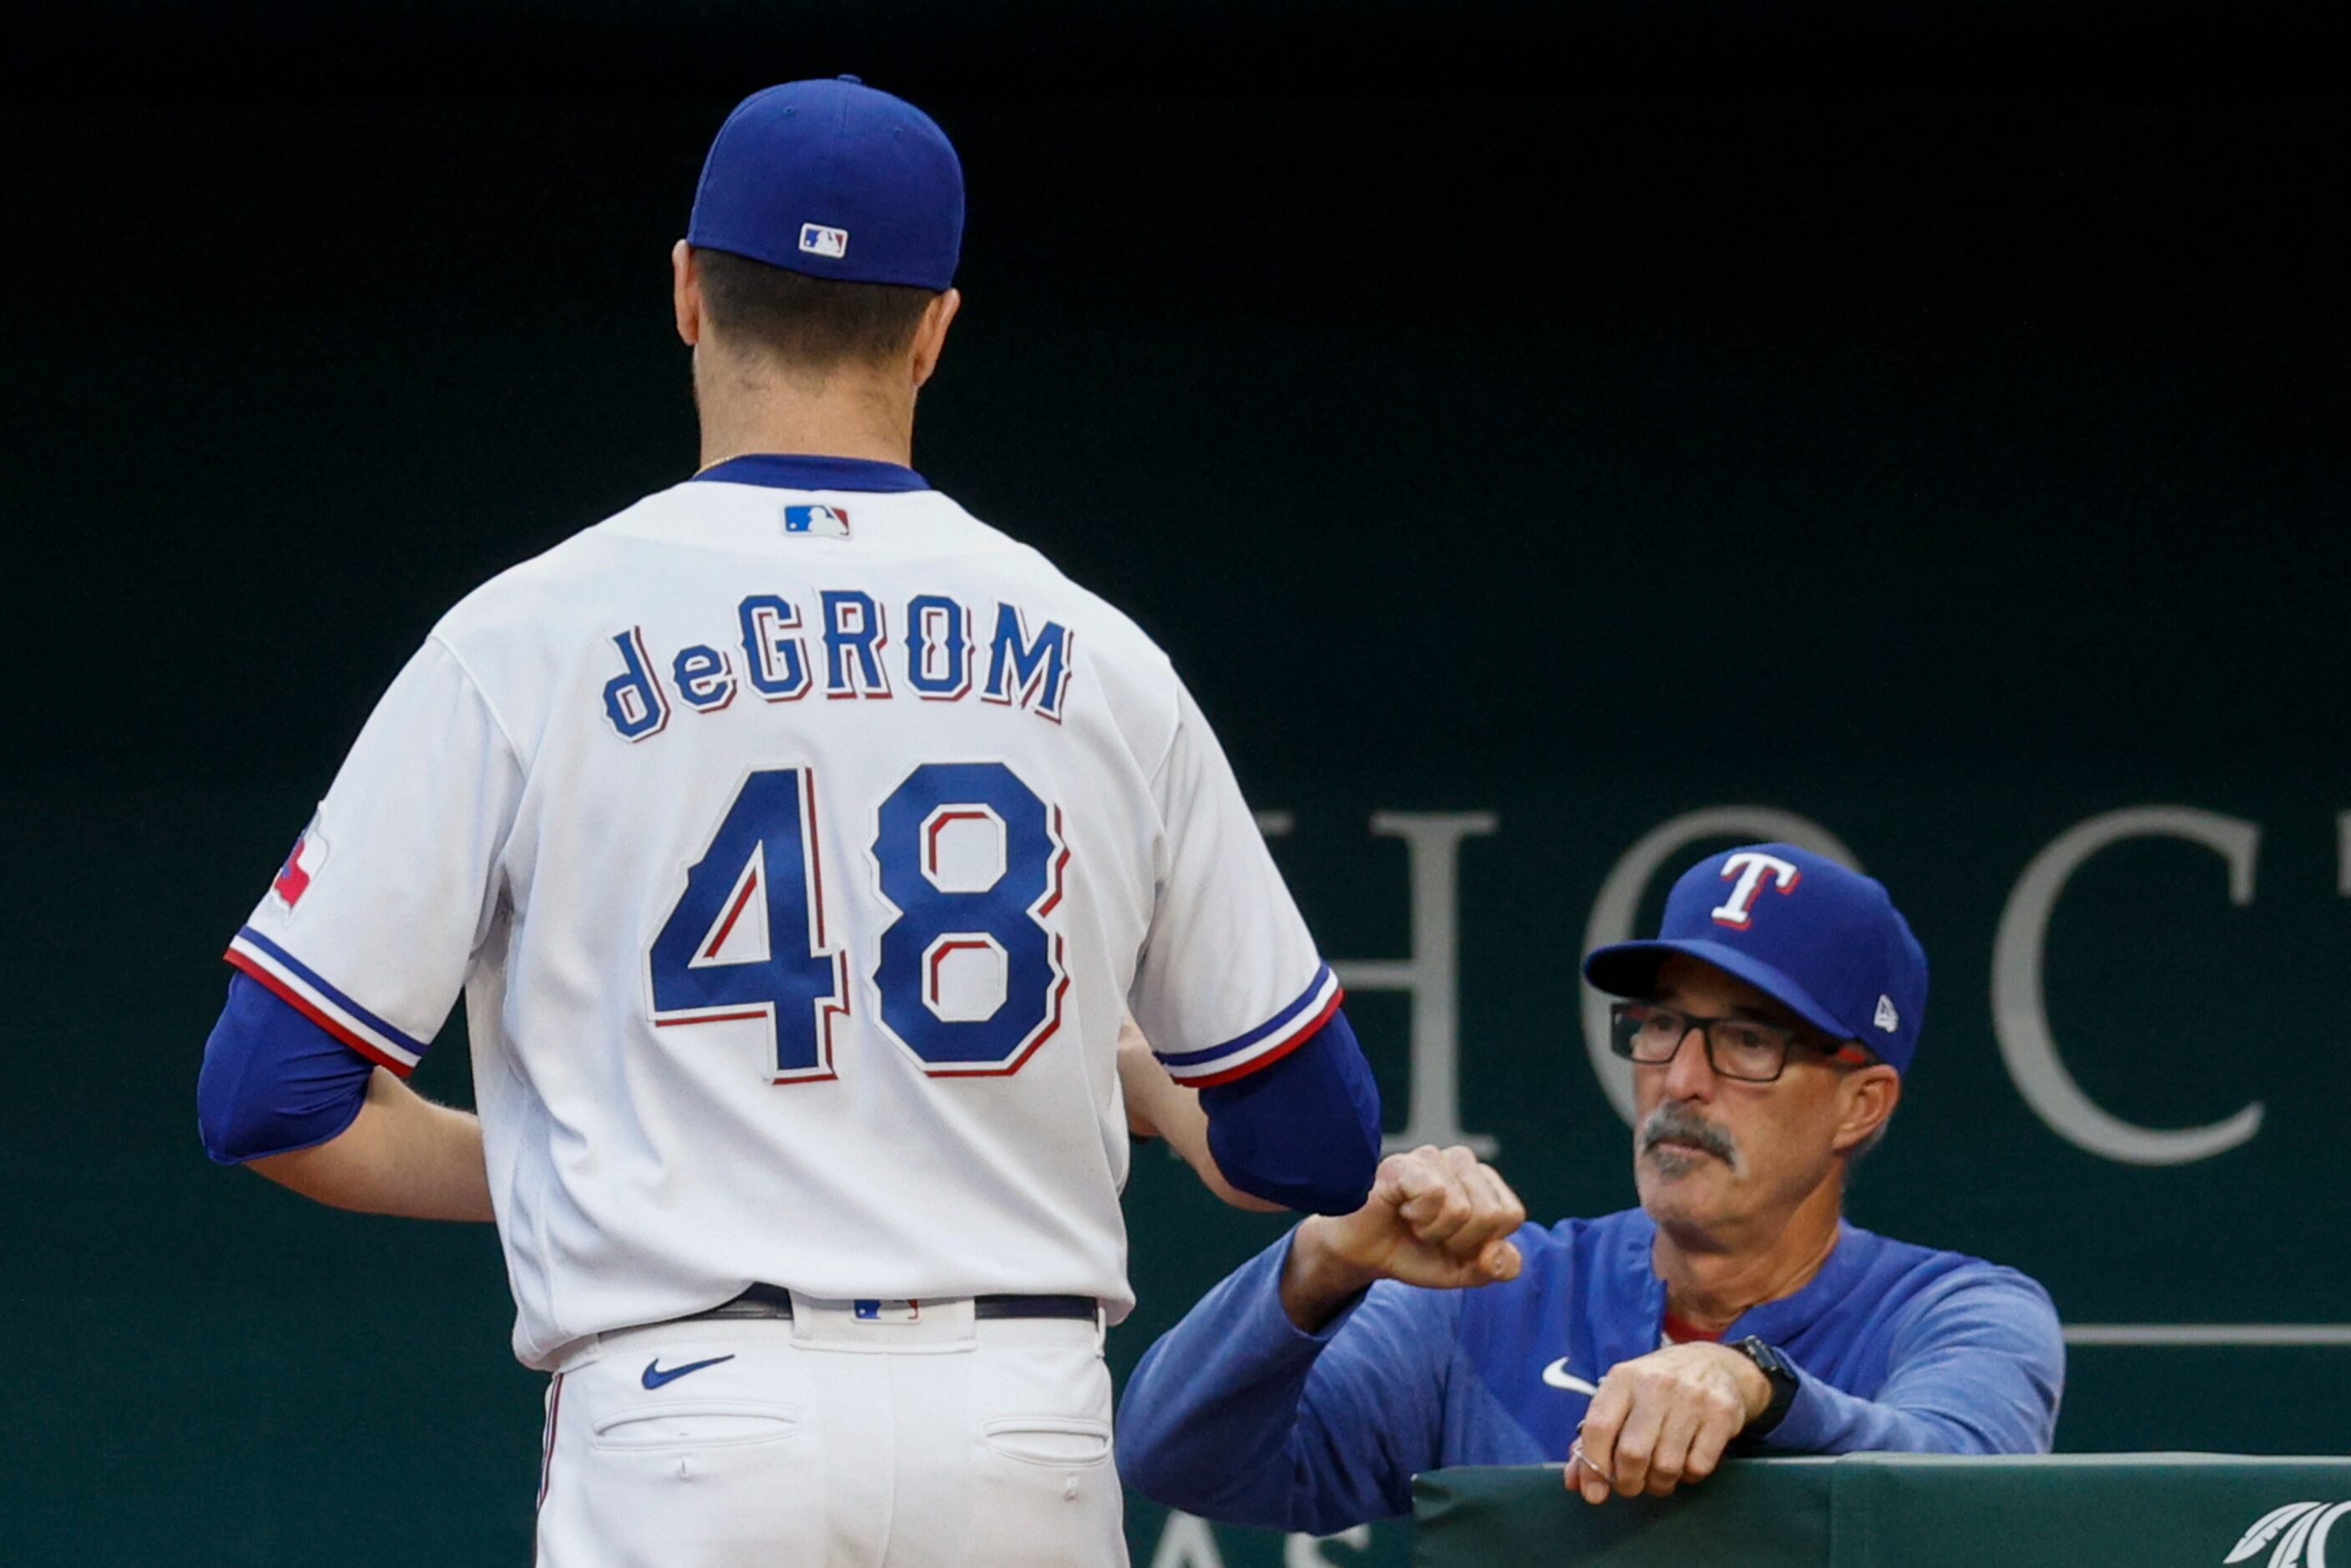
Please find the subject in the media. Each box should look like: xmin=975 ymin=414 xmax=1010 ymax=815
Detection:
xmin=641 ymin=1354 xmax=737 ymax=1390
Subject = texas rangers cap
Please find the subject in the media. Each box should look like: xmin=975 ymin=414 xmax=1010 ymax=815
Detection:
xmin=687 ymin=75 xmax=963 ymax=290
xmin=1582 ymin=844 xmax=1929 ymax=1074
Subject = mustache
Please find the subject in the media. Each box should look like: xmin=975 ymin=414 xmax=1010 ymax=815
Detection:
xmin=1640 ymin=1102 xmax=1739 ymax=1168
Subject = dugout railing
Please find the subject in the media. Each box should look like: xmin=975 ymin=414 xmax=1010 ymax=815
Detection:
xmin=1412 ymin=1454 xmax=2351 ymax=1567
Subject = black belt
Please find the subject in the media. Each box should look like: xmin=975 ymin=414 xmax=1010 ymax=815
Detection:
xmin=690 ymin=1282 xmax=1099 ymax=1322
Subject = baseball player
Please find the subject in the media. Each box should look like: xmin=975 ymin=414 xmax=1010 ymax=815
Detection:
xmin=195 ymin=77 xmax=1381 ymax=1566
xmin=1118 ymin=845 xmax=2065 ymax=1535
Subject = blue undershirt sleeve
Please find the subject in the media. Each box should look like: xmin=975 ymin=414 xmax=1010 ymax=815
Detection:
xmin=1198 ymin=1007 xmax=1382 ymax=1214
xmin=1116 ymin=1227 xmax=1460 ymax=1535
xmin=1762 ymin=1267 xmax=2065 ymax=1455
xmin=197 ymin=973 xmax=377 ymax=1165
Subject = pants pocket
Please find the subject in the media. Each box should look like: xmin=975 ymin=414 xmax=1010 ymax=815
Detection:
xmin=967 ymin=1348 xmax=1125 ymax=1566
xmin=554 ymin=1403 xmax=817 ymax=1568
xmin=978 ymin=1416 xmax=1113 ymax=1469
xmin=590 ymin=1400 xmax=803 ymax=1452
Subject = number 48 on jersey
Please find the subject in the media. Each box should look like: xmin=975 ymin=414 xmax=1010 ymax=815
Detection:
xmin=646 ymin=761 xmax=1070 ymax=1082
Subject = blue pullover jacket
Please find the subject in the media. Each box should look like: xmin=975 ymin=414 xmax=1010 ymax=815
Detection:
xmin=1117 ymin=1208 xmax=2063 ymax=1535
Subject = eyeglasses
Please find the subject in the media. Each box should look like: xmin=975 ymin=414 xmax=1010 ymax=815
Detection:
xmin=1607 ymin=1000 xmax=1874 ymax=1084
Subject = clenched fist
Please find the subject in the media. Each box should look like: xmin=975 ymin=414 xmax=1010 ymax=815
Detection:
xmin=1278 ymin=1145 xmax=1527 ymax=1330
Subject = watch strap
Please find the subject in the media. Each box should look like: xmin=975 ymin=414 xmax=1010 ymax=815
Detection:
xmin=1734 ymin=1335 xmax=1800 ymax=1438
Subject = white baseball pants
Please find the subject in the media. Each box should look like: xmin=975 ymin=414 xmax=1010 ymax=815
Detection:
xmin=533 ymin=1297 xmax=1127 ymax=1567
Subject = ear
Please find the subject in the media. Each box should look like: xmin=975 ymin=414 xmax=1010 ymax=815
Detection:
xmin=908 ymin=287 xmax=963 ymax=390
xmin=672 ymin=240 xmax=704 ymax=348
xmin=1831 ymin=1065 xmax=1901 ymax=1156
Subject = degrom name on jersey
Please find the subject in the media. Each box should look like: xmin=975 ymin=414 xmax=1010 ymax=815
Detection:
xmin=226 ymin=454 xmax=1336 ymax=1368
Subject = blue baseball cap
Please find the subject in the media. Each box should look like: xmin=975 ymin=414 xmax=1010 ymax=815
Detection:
xmin=687 ymin=76 xmax=963 ymax=291
xmin=1582 ymin=844 xmax=1929 ymax=1074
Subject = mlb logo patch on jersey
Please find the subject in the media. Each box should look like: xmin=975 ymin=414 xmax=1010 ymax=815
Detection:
xmin=798 ymin=223 xmax=850 ymax=259
xmin=271 ymin=817 xmax=329 ymax=909
xmin=783 ymin=503 xmax=852 ymax=539
xmin=852 ymin=1298 xmax=922 ymax=1323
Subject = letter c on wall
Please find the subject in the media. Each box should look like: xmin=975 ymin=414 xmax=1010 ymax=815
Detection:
xmin=1992 ymin=805 xmax=2263 ymax=1166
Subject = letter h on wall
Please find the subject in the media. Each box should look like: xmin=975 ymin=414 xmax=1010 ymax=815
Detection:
xmin=1258 ymin=811 xmax=1499 ymax=1156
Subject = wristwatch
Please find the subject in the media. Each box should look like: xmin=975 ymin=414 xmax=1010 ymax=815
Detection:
xmin=1733 ymin=1336 xmax=1800 ymax=1437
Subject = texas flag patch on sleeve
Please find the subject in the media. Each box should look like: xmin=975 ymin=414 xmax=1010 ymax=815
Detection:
xmin=271 ymin=816 xmax=329 ymax=909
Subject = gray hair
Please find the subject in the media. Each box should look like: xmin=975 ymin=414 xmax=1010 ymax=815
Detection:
xmin=1845 ymin=1109 xmax=1893 ymax=1164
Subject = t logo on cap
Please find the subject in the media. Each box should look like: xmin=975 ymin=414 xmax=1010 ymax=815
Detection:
xmin=1584 ymin=841 xmax=1929 ymax=1075
xmin=1711 ymin=852 xmax=1802 ymax=929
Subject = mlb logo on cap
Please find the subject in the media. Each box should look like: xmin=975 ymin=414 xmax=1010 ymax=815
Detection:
xmin=688 ymin=77 xmax=963 ymax=290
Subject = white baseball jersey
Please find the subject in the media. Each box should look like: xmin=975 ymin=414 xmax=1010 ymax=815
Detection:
xmin=226 ymin=457 xmax=1334 ymax=1369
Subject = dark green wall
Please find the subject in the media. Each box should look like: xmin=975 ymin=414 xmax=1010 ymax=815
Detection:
xmin=3 ymin=77 xmax=2343 ymax=1566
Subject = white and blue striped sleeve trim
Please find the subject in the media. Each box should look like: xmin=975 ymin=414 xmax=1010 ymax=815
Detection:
xmin=1154 ymin=965 xmax=1344 ymax=1088
xmin=224 ymin=926 xmax=429 ymax=1075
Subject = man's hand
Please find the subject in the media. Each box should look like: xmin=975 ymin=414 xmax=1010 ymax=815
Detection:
xmin=1278 ymin=1145 xmax=1526 ymax=1330
xmin=1565 ymin=1342 xmax=1772 ymax=1504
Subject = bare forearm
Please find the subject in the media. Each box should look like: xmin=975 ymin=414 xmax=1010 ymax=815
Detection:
xmin=1140 ymin=1084 xmax=1284 ymax=1212
xmin=1119 ymin=1025 xmax=1282 ymax=1211
xmin=248 ymin=1068 xmax=493 ymax=1222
